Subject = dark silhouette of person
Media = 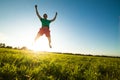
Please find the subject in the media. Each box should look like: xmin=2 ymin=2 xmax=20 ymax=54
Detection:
xmin=34 ymin=5 xmax=57 ymax=48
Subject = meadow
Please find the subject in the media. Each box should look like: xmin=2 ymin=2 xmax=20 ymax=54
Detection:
xmin=0 ymin=48 xmax=120 ymax=80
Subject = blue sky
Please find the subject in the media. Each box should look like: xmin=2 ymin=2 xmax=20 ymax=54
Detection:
xmin=0 ymin=0 xmax=120 ymax=56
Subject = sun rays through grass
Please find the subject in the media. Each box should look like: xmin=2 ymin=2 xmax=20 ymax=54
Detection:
xmin=0 ymin=48 xmax=120 ymax=80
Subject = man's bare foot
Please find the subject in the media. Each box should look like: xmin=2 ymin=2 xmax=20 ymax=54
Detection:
xmin=49 ymin=43 xmax=52 ymax=48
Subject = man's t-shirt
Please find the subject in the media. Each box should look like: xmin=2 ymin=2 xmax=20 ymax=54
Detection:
xmin=40 ymin=18 xmax=51 ymax=28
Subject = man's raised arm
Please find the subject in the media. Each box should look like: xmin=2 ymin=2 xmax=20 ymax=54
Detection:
xmin=50 ymin=12 xmax=57 ymax=22
xmin=35 ymin=5 xmax=42 ymax=19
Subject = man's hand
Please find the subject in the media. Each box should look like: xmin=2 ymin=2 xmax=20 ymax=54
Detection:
xmin=35 ymin=5 xmax=37 ymax=8
xmin=50 ymin=12 xmax=57 ymax=22
xmin=35 ymin=5 xmax=42 ymax=19
xmin=56 ymin=12 xmax=57 ymax=16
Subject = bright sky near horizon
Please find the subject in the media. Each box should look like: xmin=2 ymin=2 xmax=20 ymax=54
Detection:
xmin=0 ymin=0 xmax=120 ymax=56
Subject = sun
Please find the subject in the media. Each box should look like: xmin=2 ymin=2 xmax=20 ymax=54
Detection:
xmin=28 ymin=36 xmax=50 ymax=52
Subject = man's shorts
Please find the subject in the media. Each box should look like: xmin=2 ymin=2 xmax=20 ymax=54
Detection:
xmin=38 ymin=27 xmax=50 ymax=37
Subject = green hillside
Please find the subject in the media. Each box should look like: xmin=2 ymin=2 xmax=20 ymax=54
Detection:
xmin=0 ymin=48 xmax=120 ymax=80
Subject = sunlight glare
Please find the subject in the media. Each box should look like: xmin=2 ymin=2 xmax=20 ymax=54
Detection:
xmin=28 ymin=36 xmax=50 ymax=52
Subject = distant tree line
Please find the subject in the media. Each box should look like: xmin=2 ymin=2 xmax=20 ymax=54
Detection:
xmin=0 ymin=43 xmax=28 ymax=50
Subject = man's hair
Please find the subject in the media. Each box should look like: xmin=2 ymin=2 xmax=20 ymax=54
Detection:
xmin=43 ymin=14 xmax=48 ymax=18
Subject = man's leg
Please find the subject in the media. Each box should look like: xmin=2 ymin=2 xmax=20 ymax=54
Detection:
xmin=34 ymin=33 xmax=41 ymax=43
xmin=45 ymin=28 xmax=52 ymax=48
xmin=34 ymin=28 xmax=43 ymax=43
xmin=47 ymin=37 xmax=52 ymax=48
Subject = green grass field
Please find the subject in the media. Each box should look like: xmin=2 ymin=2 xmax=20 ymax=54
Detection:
xmin=0 ymin=48 xmax=120 ymax=80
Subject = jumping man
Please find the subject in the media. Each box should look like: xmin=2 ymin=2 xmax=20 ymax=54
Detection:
xmin=34 ymin=5 xmax=57 ymax=48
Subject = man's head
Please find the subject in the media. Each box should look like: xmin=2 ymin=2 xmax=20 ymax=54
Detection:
xmin=43 ymin=13 xmax=48 ymax=19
